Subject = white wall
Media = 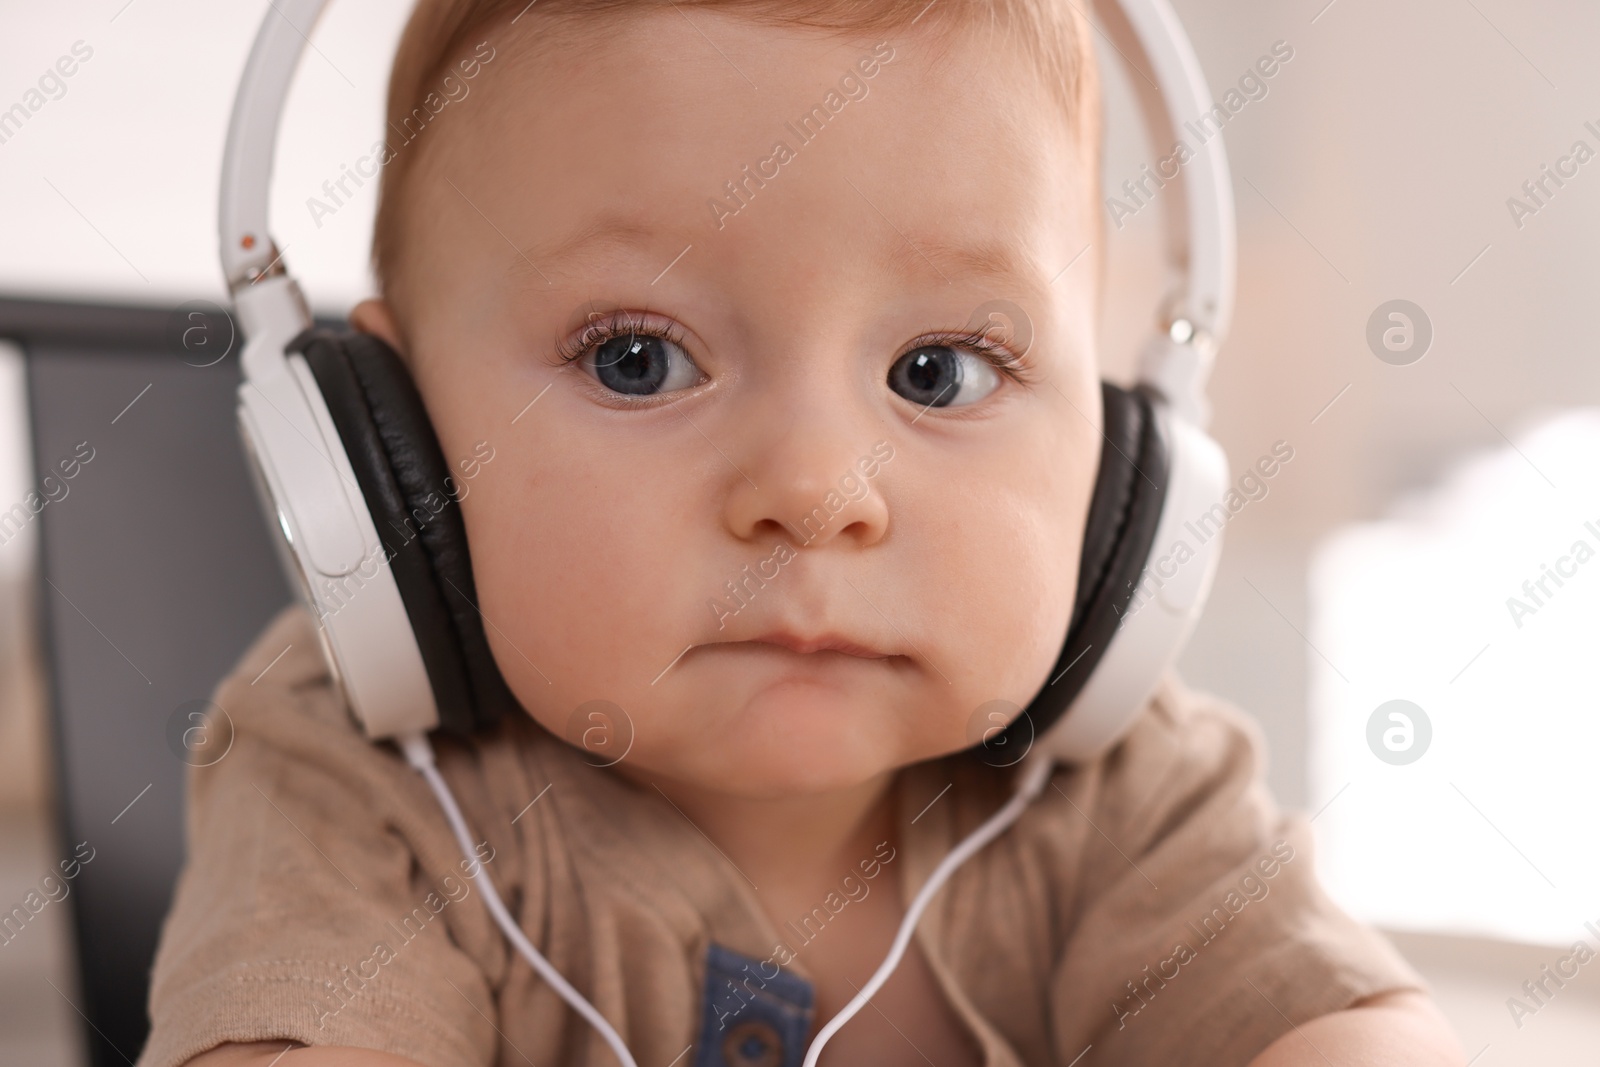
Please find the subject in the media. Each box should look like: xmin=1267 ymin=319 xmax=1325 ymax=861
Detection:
xmin=0 ymin=0 xmax=406 ymax=308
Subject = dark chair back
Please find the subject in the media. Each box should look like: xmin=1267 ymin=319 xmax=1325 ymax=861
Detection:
xmin=5 ymin=295 xmax=300 ymax=1067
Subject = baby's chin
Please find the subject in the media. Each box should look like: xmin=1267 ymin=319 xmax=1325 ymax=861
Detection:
xmin=612 ymin=679 xmax=957 ymax=799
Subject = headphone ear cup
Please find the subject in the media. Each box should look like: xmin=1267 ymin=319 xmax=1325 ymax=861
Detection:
xmin=979 ymin=381 xmax=1169 ymax=760
xmin=295 ymin=328 xmax=519 ymax=734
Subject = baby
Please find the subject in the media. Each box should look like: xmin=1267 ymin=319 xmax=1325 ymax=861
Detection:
xmin=140 ymin=1 xmax=1464 ymax=1065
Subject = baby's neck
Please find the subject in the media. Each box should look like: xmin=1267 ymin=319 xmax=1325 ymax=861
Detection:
xmin=646 ymin=768 xmax=901 ymax=913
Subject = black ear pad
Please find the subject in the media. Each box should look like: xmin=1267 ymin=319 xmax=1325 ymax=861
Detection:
xmin=291 ymin=327 xmax=520 ymax=735
xmin=977 ymin=381 xmax=1170 ymax=759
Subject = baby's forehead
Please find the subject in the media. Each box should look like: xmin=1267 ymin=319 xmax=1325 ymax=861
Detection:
xmin=376 ymin=3 xmax=1100 ymax=301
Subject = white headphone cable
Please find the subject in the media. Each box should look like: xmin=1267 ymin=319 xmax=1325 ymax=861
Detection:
xmin=401 ymin=729 xmax=1053 ymax=1067
xmin=798 ymin=755 xmax=1053 ymax=1067
xmin=398 ymin=731 xmax=642 ymax=1067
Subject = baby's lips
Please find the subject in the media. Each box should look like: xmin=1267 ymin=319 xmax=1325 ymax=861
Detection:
xmin=740 ymin=629 xmax=893 ymax=659
xmin=698 ymin=613 xmax=904 ymax=661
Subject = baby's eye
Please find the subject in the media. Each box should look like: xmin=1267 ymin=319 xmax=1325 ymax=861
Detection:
xmin=574 ymin=327 xmax=705 ymax=396
xmin=887 ymin=345 xmax=1002 ymax=409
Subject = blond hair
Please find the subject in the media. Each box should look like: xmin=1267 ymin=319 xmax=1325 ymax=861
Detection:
xmin=371 ymin=0 xmax=1101 ymax=296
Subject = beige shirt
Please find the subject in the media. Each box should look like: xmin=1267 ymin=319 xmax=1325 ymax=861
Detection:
xmin=137 ymin=605 xmax=1427 ymax=1067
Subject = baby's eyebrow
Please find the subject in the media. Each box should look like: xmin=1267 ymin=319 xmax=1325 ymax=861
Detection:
xmin=508 ymin=212 xmax=671 ymax=283
xmin=880 ymin=231 xmax=1046 ymax=291
xmin=508 ymin=210 xmax=1050 ymax=296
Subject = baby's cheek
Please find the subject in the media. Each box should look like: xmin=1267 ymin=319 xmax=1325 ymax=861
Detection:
xmin=969 ymin=521 xmax=1078 ymax=693
xmin=905 ymin=500 xmax=1079 ymax=759
xmin=461 ymin=457 xmax=715 ymax=721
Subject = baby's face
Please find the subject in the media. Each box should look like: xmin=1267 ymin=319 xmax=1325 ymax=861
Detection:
xmin=380 ymin=10 xmax=1102 ymax=798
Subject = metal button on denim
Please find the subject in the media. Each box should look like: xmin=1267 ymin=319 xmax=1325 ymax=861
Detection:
xmin=694 ymin=943 xmax=814 ymax=1067
xmin=723 ymin=1020 xmax=783 ymax=1067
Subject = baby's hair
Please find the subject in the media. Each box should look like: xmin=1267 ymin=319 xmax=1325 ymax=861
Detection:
xmin=371 ymin=0 xmax=1102 ymax=299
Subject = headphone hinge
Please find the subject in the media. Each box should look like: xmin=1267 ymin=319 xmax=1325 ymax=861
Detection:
xmin=1137 ymin=323 xmax=1216 ymax=429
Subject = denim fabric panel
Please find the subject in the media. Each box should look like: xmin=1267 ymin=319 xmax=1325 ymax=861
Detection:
xmin=693 ymin=942 xmax=815 ymax=1067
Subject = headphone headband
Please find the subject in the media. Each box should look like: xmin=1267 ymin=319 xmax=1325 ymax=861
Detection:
xmin=219 ymin=0 xmax=324 ymax=291
xmin=219 ymin=0 xmax=1234 ymax=419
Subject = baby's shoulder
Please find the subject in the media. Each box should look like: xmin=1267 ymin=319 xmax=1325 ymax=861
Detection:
xmin=213 ymin=603 xmax=533 ymax=758
xmin=213 ymin=603 xmax=355 ymax=731
xmin=202 ymin=604 xmax=537 ymax=826
xmin=1069 ymin=671 xmax=1269 ymax=797
xmin=1013 ymin=671 xmax=1276 ymax=866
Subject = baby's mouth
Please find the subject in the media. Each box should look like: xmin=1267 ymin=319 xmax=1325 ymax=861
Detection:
xmin=740 ymin=630 xmax=893 ymax=659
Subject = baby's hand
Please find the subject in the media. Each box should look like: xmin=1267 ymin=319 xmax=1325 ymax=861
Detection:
xmin=182 ymin=1041 xmax=431 ymax=1067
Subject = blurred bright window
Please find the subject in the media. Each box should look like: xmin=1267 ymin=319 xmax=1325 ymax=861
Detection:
xmin=1308 ymin=409 xmax=1600 ymax=947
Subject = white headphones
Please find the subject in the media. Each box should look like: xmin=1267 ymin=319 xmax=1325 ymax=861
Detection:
xmin=221 ymin=0 xmax=1234 ymax=762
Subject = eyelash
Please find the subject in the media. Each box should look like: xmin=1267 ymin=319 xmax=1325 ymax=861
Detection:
xmin=552 ymin=309 xmax=691 ymax=370
xmin=907 ymin=327 xmax=1041 ymax=387
xmin=550 ymin=310 xmax=1041 ymax=393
